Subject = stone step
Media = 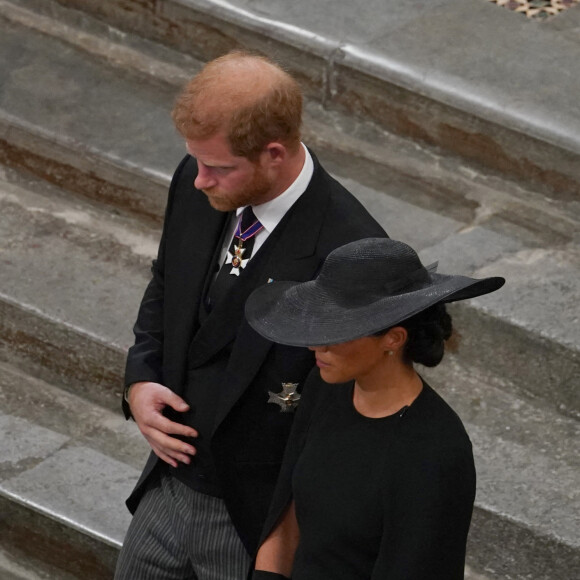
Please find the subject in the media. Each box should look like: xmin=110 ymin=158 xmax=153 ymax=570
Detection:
xmin=0 ymin=360 xmax=149 ymax=579
xmin=4 ymin=0 xmax=580 ymax=203
xmin=0 ymin=358 xmax=498 ymax=580
xmin=1 ymin=357 xmax=576 ymax=580
xmin=0 ymin=164 xmax=156 ymax=410
xmin=0 ymin=172 xmax=576 ymax=579
xmin=0 ymin=6 xmax=578 ymax=419
xmin=2 ymin=0 xmax=580 ymax=232
xmin=422 ymin=360 xmax=580 ymax=579
xmin=0 ymin=4 xmax=180 ymax=224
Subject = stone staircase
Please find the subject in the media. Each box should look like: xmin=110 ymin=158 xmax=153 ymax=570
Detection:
xmin=0 ymin=1 xmax=578 ymax=578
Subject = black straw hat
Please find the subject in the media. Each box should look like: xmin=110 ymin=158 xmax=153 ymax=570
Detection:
xmin=245 ymin=238 xmax=505 ymax=347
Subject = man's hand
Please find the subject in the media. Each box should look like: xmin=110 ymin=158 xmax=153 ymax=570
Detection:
xmin=127 ymin=381 xmax=198 ymax=468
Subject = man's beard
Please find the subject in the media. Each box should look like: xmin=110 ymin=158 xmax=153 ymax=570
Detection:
xmin=203 ymin=167 xmax=273 ymax=212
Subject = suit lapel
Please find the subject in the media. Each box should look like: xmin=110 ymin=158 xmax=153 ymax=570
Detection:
xmin=210 ymin=168 xmax=333 ymax=431
xmin=188 ymin=171 xmax=330 ymax=369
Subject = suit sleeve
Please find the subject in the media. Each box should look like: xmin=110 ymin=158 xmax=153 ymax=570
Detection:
xmin=370 ymin=441 xmax=476 ymax=580
xmin=122 ymin=155 xmax=189 ymax=415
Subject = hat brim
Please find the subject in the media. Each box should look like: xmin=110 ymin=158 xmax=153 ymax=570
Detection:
xmin=245 ymin=274 xmax=505 ymax=347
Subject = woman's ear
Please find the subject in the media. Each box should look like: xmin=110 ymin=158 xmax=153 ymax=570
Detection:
xmin=380 ymin=326 xmax=408 ymax=354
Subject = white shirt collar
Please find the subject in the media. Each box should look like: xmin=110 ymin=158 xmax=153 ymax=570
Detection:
xmin=237 ymin=144 xmax=314 ymax=233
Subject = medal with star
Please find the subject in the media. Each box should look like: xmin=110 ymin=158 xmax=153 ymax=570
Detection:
xmin=268 ymin=383 xmax=301 ymax=412
xmin=226 ymin=242 xmax=249 ymax=276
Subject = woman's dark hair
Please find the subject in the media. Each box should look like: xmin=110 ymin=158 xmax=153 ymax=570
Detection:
xmin=375 ymin=303 xmax=454 ymax=367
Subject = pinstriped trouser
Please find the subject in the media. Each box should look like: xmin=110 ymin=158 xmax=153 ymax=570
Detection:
xmin=114 ymin=469 xmax=251 ymax=580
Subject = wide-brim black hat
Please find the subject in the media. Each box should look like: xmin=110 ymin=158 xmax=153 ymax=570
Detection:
xmin=245 ymin=237 xmax=505 ymax=347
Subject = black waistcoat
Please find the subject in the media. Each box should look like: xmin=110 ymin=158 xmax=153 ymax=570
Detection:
xmin=170 ymin=211 xmax=291 ymax=495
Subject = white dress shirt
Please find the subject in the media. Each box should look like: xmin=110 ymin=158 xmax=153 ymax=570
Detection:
xmin=218 ymin=144 xmax=314 ymax=265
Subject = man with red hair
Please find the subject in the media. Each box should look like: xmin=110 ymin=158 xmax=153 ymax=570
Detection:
xmin=116 ymin=51 xmax=386 ymax=580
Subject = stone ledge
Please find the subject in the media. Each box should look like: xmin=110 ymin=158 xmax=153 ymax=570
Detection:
xmin=14 ymin=0 xmax=580 ymax=199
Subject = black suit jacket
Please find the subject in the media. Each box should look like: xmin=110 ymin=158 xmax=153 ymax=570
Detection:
xmin=123 ymin=151 xmax=387 ymax=553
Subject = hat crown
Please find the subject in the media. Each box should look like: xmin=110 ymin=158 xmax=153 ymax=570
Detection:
xmin=317 ymin=239 xmax=430 ymax=305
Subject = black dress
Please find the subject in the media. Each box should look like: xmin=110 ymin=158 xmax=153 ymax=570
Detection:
xmin=261 ymin=372 xmax=476 ymax=580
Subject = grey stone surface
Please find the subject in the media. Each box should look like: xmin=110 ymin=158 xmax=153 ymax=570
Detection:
xmin=425 ymin=359 xmax=580 ymax=469
xmin=2 ymin=446 xmax=138 ymax=545
xmin=0 ymin=361 xmax=150 ymax=469
xmin=423 ymin=360 xmax=580 ymax=577
xmin=0 ymin=292 xmax=127 ymax=411
xmin=476 ymin=245 xmax=580 ymax=350
xmin=0 ymin=361 xmax=148 ymax=548
xmin=0 ymin=549 xmax=44 ymax=580
xmin=239 ymin=0 xmax=453 ymax=42
xmin=357 ymin=2 xmax=580 ymax=152
xmin=474 ymin=429 xmax=579 ymax=547
xmin=0 ymin=395 xmax=141 ymax=578
xmin=0 ymin=493 xmax=120 ymax=579
xmin=5 ymin=0 xmax=580 ymax=201
xmin=191 ymin=0 xmax=580 ymax=155
xmin=0 ymin=15 xmax=182 ymax=182
xmin=339 ymin=176 xmax=464 ymax=251
xmin=0 ymin=413 xmax=68 ymax=471
xmin=464 ymin=568 xmax=494 ymax=580
xmin=0 ymin=548 xmax=48 ymax=580
xmin=419 ymin=226 xmax=525 ymax=274
xmin=0 ymin=166 xmax=156 ymax=350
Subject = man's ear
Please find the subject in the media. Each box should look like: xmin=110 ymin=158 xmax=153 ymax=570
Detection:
xmin=380 ymin=326 xmax=408 ymax=353
xmin=263 ymin=142 xmax=286 ymax=164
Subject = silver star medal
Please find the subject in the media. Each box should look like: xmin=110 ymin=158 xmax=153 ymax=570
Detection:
xmin=268 ymin=383 xmax=301 ymax=413
xmin=227 ymin=243 xmax=249 ymax=276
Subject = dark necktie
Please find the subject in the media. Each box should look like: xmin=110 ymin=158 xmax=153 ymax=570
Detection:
xmin=205 ymin=206 xmax=263 ymax=311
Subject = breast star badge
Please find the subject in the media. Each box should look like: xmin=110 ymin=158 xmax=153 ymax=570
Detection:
xmin=268 ymin=383 xmax=301 ymax=413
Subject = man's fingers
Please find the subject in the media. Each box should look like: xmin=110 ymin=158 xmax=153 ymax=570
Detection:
xmin=144 ymin=429 xmax=197 ymax=460
xmin=162 ymin=390 xmax=191 ymax=413
xmin=153 ymin=414 xmax=198 ymax=439
xmin=154 ymin=446 xmax=194 ymax=466
xmin=153 ymin=448 xmax=178 ymax=468
xmin=143 ymin=428 xmax=197 ymax=457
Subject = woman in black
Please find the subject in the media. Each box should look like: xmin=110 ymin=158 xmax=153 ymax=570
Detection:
xmin=245 ymin=238 xmax=505 ymax=580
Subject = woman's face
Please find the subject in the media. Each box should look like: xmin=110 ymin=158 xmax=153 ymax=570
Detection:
xmin=309 ymin=336 xmax=388 ymax=384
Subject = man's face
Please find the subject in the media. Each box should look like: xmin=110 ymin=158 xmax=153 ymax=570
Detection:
xmin=186 ymin=133 xmax=274 ymax=212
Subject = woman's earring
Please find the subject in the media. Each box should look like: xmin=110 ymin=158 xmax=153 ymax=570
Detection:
xmin=388 ymin=350 xmax=394 ymax=356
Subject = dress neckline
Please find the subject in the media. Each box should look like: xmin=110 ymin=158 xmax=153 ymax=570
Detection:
xmin=347 ymin=378 xmax=426 ymax=421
